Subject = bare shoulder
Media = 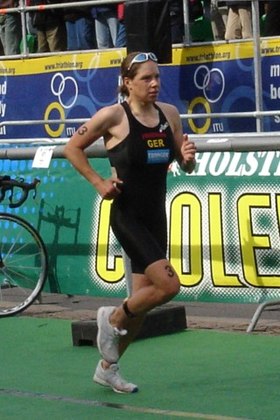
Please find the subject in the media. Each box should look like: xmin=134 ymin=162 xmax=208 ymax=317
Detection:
xmin=86 ymin=103 xmax=125 ymax=138
xmin=95 ymin=103 xmax=124 ymax=124
xmin=156 ymin=101 xmax=180 ymax=118
xmin=156 ymin=101 xmax=181 ymax=133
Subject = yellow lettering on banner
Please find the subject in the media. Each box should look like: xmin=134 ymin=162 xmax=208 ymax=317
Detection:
xmin=188 ymin=97 xmax=211 ymax=134
xmin=209 ymin=193 xmax=243 ymax=286
xmin=96 ymin=200 xmax=124 ymax=282
xmin=170 ymin=192 xmax=202 ymax=286
xmin=238 ymin=194 xmax=280 ymax=287
xmin=276 ymin=193 xmax=280 ymax=226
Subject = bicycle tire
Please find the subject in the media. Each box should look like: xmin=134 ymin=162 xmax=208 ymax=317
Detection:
xmin=0 ymin=213 xmax=48 ymax=317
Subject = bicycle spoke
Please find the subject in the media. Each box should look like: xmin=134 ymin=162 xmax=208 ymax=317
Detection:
xmin=0 ymin=213 xmax=48 ymax=317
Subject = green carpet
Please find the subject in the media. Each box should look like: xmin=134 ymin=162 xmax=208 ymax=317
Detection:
xmin=0 ymin=317 xmax=279 ymax=419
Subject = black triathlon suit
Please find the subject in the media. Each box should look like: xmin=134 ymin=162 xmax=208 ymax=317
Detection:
xmin=108 ymin=101 xmax=175 ymax=274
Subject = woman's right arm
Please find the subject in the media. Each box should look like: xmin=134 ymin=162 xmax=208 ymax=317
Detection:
xmin=64 ymin=105 xmax=122 ymax=199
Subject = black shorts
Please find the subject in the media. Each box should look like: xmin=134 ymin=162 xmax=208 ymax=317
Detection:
xmin=110 ymin=204 xmax=167 ymax=274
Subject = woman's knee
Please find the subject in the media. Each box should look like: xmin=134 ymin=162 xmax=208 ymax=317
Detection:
xmin=162 ymin=262 xmax=181 ymax=297
xmin=145 ymin=260 xmax=181 ymax=300
xmin=164 ymin=276 xmax=181 ymax=299
xmin=153 ymin=278 xmax=180 ymax=305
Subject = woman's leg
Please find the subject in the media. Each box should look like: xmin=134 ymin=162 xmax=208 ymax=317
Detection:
xmin=112 ymin=259 xmax=180 ymax=324
xmin=99 ymin=258 xmax=180 ymax=367
xmin=115 ymin=272 xmax=150 ymax=359
xmin=94 ymin=259 xmax=180 ymax=392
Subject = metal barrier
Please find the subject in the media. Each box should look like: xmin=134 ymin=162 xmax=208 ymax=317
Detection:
xmin=2 ymin=132 xmax=280 ymax=159
xmin=0 ymin=0 xmax=274 ymax=133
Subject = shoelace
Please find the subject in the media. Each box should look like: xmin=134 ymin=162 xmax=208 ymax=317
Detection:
xmin=113 ymin=327 xmax=127 ymax=337
xmin=109 ymin=365 xmax=135 ymax=388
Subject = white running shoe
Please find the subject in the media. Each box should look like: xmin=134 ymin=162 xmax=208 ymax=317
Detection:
xmin=93 ymin=360 xmax=138 ymax=394
xmin=96 ymin=306 xmax=127 ymax=363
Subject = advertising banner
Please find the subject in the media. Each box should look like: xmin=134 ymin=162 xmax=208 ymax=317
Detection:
xmin=1 ymin=41 xmax=280 ymax=303
xmin=1 ymin=39 xmax=280 ymax=140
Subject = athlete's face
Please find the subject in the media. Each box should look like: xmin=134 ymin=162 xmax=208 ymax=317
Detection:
xmin=126 ymin=61 xmax=160 ymax=102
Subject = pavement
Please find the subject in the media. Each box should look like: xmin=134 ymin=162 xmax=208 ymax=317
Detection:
xmin=22 ymin=292 xmax=280 ymax=335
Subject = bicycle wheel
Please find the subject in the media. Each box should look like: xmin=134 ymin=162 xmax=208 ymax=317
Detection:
xmin=0 ymin=213 xmax=48 ymax=317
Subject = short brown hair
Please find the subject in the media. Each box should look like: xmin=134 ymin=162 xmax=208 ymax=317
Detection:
xmin=119 ymin=52 xmax=148 ymax=97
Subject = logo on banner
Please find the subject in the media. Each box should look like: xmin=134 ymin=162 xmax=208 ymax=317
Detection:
xmin=44 ymin=73 xmax=79 ymax=137
xmin=188 ymin=65 xmax=225 ymax=134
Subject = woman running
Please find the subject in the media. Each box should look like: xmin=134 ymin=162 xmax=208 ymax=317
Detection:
xmin=64 ymin=51 xmax=196 ymax=393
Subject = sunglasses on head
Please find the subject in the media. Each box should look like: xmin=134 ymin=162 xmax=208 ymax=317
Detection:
xmin=127 ymin=52 xmax=158 ymax=71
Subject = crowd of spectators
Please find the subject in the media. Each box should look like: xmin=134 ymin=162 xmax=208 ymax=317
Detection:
xmin=209 ymin=1 xmax=280 ymax=41
xmin=0 ymin=0 xmax=126 ymax=55
xmin=0 ymin=1 xmax=279 ymax=56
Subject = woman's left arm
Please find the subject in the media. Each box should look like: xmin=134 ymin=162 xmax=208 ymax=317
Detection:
xmin=164 ymin=103 xmax=197 ymax=173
